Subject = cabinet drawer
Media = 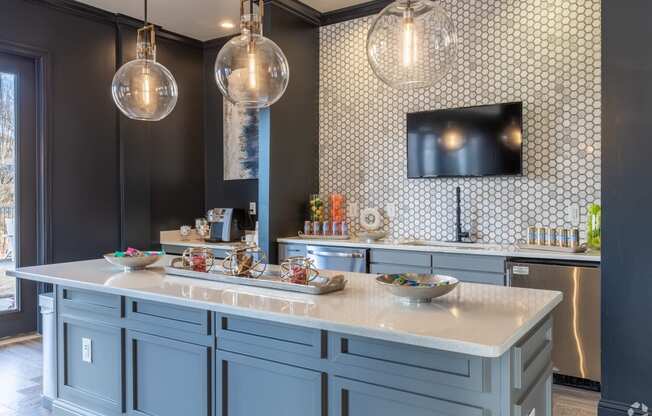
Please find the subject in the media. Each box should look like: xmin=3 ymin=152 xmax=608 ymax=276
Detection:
xmin=370 ymin=250 xmax=431 ymax=267
xmin=434 ymin=268 xmax=505 ymax=285
xmin=126 ymin=298 xmax=211 ymax=336
xmin=330 ymin=333 xmax=487 ymax=392
xmin=59 ymin=317 xmax=123 ymax=416
xmin=433 ymin=253 xmax=505 ymax=273
xmin=332 ymin=377 xmax=484 ymax=416
xmin=58 ymin=286 xmax=122 ymax=318
xmin=216 ymin=314 xmax=323 ymax=359
xmin=369 ymin=263 xmax=431 ymax=275
xmin=513 ymin=370 xmax=552 ymax=416
xmin=513 ymin=317 xmax=553 ymax=390
xmin=280 ymin=243 xmax=307 ymax=258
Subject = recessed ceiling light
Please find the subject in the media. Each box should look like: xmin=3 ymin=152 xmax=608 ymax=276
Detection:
xmin=220 ymin=21 xmax=235 ymax=29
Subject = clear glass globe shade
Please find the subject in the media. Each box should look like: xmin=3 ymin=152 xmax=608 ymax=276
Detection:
xmin=215 ymin=33 xmax=289 ymax=109
xmin=112 ymin=59 xmax=178 ymax=121
xmin=366 ymin=0 xmax=457 ymax=89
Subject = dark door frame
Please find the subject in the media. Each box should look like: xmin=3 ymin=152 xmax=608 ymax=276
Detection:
xmin=0 ymin=40 xmax=51 ymax=336
xmin=0 ymin=40 xmax=51 ymax=267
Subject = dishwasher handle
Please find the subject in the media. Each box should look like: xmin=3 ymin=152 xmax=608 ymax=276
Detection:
xmin=307 ymin=250 xmax=364 ymax=259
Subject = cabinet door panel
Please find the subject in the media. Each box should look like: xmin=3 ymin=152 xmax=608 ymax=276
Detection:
xmin=58 ymin=317 xmax=123 ymax=415
xmin=217 ymin=350 xmax=324 ymax=416
xmin=126 ymin=331 xmax=211 ymax=416
xmin=332 ymin=377 xmax=483 ymax=416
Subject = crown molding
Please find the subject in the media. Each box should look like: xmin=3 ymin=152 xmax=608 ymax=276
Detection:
xmin=25 ymin=0 xmax=202 ymax=47
xmin=320 ymin=0 xmax=391 ymax=26
xmin=265 ymin=0 xmax=321 ymax=26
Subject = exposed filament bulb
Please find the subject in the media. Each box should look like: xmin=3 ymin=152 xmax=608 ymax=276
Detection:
xmin=401 ymin=7 xmax=416 ymax=67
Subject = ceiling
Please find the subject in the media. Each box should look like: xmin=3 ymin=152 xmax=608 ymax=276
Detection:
xmin=75 ymin=0 xmax=371 ymax=41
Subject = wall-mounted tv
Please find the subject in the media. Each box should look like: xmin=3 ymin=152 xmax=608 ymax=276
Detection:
xmin=407 ymin=102 xmax=523 ymax=178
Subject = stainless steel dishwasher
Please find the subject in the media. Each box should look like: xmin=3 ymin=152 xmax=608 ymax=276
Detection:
xmin=306 ymin=245 xmax=368 ymax=273
xmin=508 ymin=260 xmax=601 ymax=387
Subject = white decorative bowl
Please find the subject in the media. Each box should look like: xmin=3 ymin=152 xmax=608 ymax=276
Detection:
xmin=357 ymin=231 xmax=387 ymax=243
xmin=376 ymin=273 xmax=459 ymax=303
xmin=104 ymin=254 xmax=161 ymax=271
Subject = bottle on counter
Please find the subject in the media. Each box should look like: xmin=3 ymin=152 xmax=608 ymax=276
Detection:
xmin=587 ymin=203 xmax=601 ymax=250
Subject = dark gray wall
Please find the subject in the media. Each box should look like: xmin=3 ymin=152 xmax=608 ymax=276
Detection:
xmin=0 ymin=0 xmax=204 ymax=259
xmin=600 ymin=0 xmax=652 ymax=414
xmin=119 ymin=24 xmax=205 ymax=249
xmin=258 ymin=2 xmax=319 ymax=262
xmin=203 ymin=38 xmax=258 ymax=213
xmin=0 ymin=0 xmax=119 ymax=262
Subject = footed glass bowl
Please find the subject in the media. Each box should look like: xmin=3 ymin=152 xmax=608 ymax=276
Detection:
xmin=104 ymin=253 xmax=161 ymax=271
xmin=376 ymin=273 xmax=459 ymax=303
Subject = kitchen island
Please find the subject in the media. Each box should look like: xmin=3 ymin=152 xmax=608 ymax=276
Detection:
xmin=11 ymin=257 xmax=561 ymax=416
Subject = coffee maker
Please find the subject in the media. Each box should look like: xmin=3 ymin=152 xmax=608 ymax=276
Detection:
xmin=205 ymin=208 xmax=244 ymax=242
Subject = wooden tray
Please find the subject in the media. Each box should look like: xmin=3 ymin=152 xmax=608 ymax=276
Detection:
xmin=164 ymin=263 xmax=347 ymax=295
xmin=516 ymin=244 xmax=587 ymax=254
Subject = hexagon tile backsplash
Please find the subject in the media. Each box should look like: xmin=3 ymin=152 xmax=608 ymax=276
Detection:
xmin=318 ymin=0 xmax=601 ymax=244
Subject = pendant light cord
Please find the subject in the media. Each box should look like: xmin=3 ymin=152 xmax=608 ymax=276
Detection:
xmin=144 ymin=0 xmax=148 ymax=26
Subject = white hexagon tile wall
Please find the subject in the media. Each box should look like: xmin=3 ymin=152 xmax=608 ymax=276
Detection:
xmin=319 ymin=0 xmax=601 ymax=243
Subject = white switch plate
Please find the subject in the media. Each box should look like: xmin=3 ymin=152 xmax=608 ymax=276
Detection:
xmin=249 ymin=202 xmax=256 ymax=216
xmin=384 ymin=203 xmax=396 ymax=219
xmin=566 ymin=204 xmax=580 ymax=225
xmin=347 ymin=202 xmax=359 ymax=219
xmin=82 ymin=337 xmax=92 ymax=363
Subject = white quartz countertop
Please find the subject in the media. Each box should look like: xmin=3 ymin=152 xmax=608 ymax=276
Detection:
xmin=10 ymin=257 xmax=562 ymax=358
xmin=277 ymin=237 xmax=601 ymax=262
xmin=160 ymin=230 xmax=241 ymax=251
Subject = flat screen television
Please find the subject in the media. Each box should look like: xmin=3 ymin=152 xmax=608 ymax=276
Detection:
xmin=407 ymin=102 xmax=523 ymax=178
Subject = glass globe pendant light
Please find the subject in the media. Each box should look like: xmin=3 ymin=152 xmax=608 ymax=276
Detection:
xmin=215 ymin=0 xmax=289 ymax=109
xmin=366 ymin=0 xmax=457 ymax=90
xmin=111 ymin=0 xmax=178 ymax=121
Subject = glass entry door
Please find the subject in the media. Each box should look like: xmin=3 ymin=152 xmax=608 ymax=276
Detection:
xmin=0 ymin=52 xmax=38 ymax=337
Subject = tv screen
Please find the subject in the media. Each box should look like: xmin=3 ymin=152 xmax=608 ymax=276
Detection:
xmin=407 ymin=102 xmax=523 ymax=178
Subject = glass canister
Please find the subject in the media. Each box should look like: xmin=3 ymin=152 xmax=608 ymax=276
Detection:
xmin=330 ymin=193 xmax=346 ymax=222
xmin=309 ymin=194 xmax=325 ymax=222
xmin=587 ymin=203 xmax=601 ymax=250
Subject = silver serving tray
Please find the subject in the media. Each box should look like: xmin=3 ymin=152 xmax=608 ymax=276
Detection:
xmin=164 ymin=264 xmax=347 ymax=295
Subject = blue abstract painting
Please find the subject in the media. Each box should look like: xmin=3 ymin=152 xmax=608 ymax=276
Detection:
xmin=223 ymin=99 xmax=259 ymax=180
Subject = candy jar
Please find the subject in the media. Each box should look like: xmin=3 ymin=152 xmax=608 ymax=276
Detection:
xmin=309 ymin=194 xmax=325 ymax=222
xmin=330 ymin=193 xmax=346 ymax=222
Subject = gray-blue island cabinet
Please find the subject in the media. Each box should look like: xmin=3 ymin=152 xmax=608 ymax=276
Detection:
xmin=52 ymin=284 xmax=553 ymax=416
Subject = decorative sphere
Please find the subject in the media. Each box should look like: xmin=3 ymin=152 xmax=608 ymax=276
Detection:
xmin=111 ymin=59 xmax=178 ymax=121
xmin=215 ymin=33 xmax=289 ymax=109
xmin=366 ymin=0 xmax=458 ymax=89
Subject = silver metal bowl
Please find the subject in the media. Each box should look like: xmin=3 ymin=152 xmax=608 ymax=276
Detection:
xmin=357 ymin=231 xmax=387 ymax=243
xmin=376 ymin=273 xmax=459 ymax=303
xmin=104 ymin=254 xmax=161 ymax=271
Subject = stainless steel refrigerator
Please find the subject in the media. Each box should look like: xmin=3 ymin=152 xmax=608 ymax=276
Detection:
xmin=508 ymin=260 xmax=601 ymax=385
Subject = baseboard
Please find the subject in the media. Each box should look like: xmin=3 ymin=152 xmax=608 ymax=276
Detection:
xmin=599 ymin=398 xmax=648 ymax=416
xmin=52 ymin=399 xmax=103 ymax=416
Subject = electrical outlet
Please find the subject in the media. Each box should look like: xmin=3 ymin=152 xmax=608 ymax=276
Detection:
xmin=347 ymin=202 xmax=359 ymax=219
xmin=82 ymin=337 xmax=92 ymax=363
xmin=249 ymin=202 xmax=256 ymax=216
xmin=384 ymin=203 xmax=396 ymax=219
xmin=566 ymin=204 xmax=580 ymax=225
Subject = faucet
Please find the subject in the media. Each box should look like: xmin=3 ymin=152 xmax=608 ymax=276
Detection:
xmin=455 ymin=186 xmax=470 ymax=243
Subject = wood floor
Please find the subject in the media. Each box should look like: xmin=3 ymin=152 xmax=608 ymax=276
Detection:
xmin=0 ymin=334 xmax=51 ymax=416
xmin=0 ymin=335 xmax=599 ymax=416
